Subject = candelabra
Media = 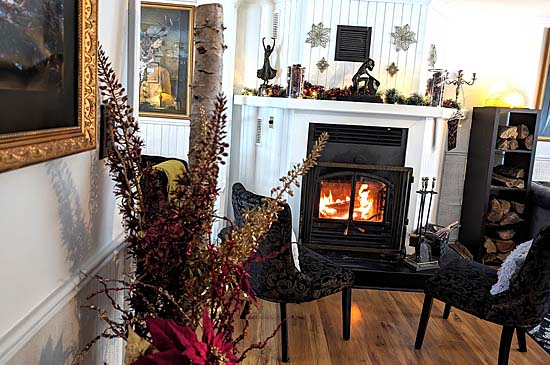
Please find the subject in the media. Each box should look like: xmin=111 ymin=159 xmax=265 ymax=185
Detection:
xmin=446 ymin=70 xmax=476 ymax=102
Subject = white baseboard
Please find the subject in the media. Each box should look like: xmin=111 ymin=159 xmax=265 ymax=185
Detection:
xmin=0 ymin=234 xmax=126 ymax=364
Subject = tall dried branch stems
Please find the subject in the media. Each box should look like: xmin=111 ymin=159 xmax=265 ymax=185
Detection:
xmin=189 ymin=3 xmax=225 ymax=167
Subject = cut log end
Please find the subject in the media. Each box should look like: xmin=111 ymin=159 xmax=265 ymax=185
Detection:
xmin=494 ymin=165 xmax=525 ymax=179
xmin=492 ymin=173 xmax=525 ymax=189
xmin=524 ymin=134 xmax=534 ymax=150
xmin=500 ymin=212 xmax=524 ymax=226
xmin=496 ymin=229 xmax=516 ymax=240
xmin=487 ymin=198 xmax=503 ymax=223
xmin=517 ymin=124 xmax=530 ymax=139
xmin=498 ymin=126 xmax=518 ymax=139
xmin=484 ymin=237 xmax=497 ymax=253
xmin=508 ymin=139 xmax=519 ymax=150
xmin=496 ymin=139 xmax=510 ymax=150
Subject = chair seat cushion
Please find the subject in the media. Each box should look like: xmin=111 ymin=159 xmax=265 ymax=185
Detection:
xmin=249 ymin=245 xmax=354 ymax=304
xmin=425 ymin=257 xmax=498 ymax=318
xmin=297 ymin=246 xmax=354 ymax=301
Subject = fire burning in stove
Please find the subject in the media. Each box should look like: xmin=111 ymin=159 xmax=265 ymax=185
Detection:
xmin=318 ymin=179 xmax=385 ymax=222
xmin=319 ymin=185 xmax=351 ymax=219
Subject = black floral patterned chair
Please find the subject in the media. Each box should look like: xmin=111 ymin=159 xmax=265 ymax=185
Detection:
xmin=231 ymin=183 xmax=354 ymax=362
xmin=414 ymin=225 xmax=550 ymax=365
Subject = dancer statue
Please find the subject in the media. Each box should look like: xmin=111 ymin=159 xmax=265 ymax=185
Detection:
xmin=257 ymin=37 xmax=277 ymax=86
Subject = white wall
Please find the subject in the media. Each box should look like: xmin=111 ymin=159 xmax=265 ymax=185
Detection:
xmin=234 ymin=0 xmax=430 ymax=94
xmin=0 ymin=0 xmax=128 ymax=363
xmin=429 ymin=0 xmax=550 ymax=230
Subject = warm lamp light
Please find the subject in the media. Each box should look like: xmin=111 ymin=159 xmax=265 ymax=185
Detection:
xmin=502 ymin=92 xmax=527 ymax=108
xmin=486 ymin=89 xmax=528 ymax=108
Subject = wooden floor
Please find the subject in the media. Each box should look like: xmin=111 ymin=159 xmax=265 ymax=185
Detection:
xmin=239 ymin=290 xmax=550 ymax=364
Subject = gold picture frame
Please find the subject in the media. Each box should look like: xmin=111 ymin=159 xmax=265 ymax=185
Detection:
xmin=535 ymin=28 xmax=550 ymax=141
xmin=139 ymin=2 xmax=194 ymax=119
xmin=0 ymin=0 xmax=98 ymax=173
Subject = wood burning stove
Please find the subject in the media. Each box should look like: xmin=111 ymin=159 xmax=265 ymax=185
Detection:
xmin=300 ymin=124 xmax=413 ymax=262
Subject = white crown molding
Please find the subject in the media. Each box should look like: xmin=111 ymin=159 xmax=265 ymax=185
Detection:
xmin=0 ymin=234 xmax=126 ymax=364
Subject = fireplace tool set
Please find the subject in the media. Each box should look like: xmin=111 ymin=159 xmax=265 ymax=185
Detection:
xmin=404 ymin=177 xmax=459 ymax=271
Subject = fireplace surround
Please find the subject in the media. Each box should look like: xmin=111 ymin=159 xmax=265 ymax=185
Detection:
xmin=299 ymin=123 xmax=413 ymax=261
xmin=230 ymin=96 xmax=454 ymax=239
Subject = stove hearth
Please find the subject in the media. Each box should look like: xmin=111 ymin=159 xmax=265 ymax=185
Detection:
xmin=300 ymin=123 xmax=413 ymax=262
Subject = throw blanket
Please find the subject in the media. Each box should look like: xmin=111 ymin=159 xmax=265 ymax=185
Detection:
xmin=490 ymin=240 xmax=533 ymax=295
xmin=153 ymin=160 xmax=187 ymax=201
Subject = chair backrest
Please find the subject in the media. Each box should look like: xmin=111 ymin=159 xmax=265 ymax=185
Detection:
xmin=489 ymin=225 xmax=550 ymax=326
xmin=529 ymin=182 xmax=550 ymax=239
xmin=231 ymin=182 xmax=294 ymax=262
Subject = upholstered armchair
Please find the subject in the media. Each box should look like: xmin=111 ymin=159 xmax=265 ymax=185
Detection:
xmin=414 ymin=226 xmax=550 ymax=365
xmin=231 ymin=183 xmax=354 ymax=362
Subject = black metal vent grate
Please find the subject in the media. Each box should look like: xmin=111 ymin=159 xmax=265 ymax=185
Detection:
xmin=334 ymin=25 xmax=372 ymax=62
xmin=313 ymin=124 xmax=406 ymax=147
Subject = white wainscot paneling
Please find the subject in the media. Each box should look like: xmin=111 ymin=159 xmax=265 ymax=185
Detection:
xmin=140 ymin=117 xmax=190 ymax=159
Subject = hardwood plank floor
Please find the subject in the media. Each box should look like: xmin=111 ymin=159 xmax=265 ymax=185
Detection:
xmin=239 ymin=290 xmax=550 ymax=364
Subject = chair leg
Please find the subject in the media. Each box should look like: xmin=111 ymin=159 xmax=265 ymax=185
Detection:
xmin=342 ymin=287 xmax=352 ymax=341
xmin=516 ymin=327 xmax=527 ymax=353
xmin=442 ymin=303 xmax=451 ymax=319
xmin=240 ymin=301 xmax=251 ymax=320
xmin=415 ymin=295 xmax=433 ymax=350
xmin=280 ymin=303 xmax=289 ymax=363
xmin=498 ymin=326 xmax=515 ymax=365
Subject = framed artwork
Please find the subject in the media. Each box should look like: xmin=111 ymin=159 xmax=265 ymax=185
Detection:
xmin=0 ymin=0 xmax=98 ymax=173
xmin=536 ymin=28 xmax=550 ymax=140
xmin=139 ymin=2 xmax=194 ymax=119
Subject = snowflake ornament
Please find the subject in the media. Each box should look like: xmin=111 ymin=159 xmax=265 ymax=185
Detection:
xmin=391 ymin=24 xmax=417 ymax=52
xmin=306 ymin=22 xmax=331 ymax=48
xmin=386 ymin=62 xmax=399 ymax=77
xmin=316 ymin=57 xmax=330 ymax=73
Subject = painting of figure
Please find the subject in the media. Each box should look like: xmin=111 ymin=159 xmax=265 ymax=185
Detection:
xmin=140 ymin=3 xmax=193 ymax=119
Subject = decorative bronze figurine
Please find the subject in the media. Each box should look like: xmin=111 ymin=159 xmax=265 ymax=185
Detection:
xmin=352 ymin=58 xmax=380 ymax=96
xmin=257 ymin=37 xmax=277 ymax=87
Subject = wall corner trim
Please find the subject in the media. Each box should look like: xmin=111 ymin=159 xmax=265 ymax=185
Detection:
xmin=0 ymin=234 xmax=126 ymax=364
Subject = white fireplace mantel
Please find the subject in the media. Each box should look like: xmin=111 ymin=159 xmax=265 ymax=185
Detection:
xmin=234 ymin=95 xmax=456 ymax=119
xmin=229 ymin=95 xmax=456 ymax=237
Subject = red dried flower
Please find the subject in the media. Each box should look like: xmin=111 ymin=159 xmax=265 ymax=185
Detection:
xmin=133 ymin=309 xmax=237 ymax=365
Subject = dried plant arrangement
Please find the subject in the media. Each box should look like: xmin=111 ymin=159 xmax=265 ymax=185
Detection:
xmin=73 ymin=46 xmax=328 ymax=365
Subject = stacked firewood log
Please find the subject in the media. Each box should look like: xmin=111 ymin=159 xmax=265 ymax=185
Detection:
xmin=483 ymin=197 xmax=525 ymax=263
xmin=496 ymin=124 xmax=533 ymax=151
xmin=492 ymin=165 xmax=525 ymax=189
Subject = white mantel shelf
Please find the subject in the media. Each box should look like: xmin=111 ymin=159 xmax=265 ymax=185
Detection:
xmin=234 ymin=95 xmax=456 ymax=119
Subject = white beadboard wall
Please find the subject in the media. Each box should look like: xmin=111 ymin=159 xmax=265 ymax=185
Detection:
xmin=237 ymin=0 xmax=429 ymax=94
xmin=140 ymin=118 xmax=191 ymax=159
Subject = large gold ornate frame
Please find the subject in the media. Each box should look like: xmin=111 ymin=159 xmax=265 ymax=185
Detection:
xmin=0 ymin=0 xmax=98 ymax=173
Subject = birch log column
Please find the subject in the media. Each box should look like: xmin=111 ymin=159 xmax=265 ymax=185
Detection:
xmin=189 ymin=3 xmax=225 ymax=167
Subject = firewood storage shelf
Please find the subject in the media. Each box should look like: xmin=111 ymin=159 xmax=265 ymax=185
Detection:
xmin=459 ymin=107 xmax=541 ymax=263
